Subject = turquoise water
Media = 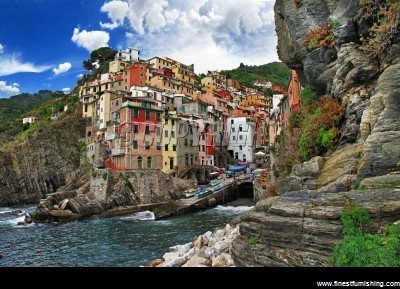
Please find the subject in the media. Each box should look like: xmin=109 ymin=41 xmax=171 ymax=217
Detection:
xmin=0 ymin=200 xmax=253 ymax=267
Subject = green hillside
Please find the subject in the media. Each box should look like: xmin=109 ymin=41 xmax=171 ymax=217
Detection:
xmin=0 ymin=90 xmax=69 ymax=144
xmin=220 ymin=62 xmax=291 ymax=88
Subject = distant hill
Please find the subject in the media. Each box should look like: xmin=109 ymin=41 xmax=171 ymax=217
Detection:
xmin=0 ymin=90 xmax=67 ymax=143
xmin=219 ymin=62 xmax=291 ymax=89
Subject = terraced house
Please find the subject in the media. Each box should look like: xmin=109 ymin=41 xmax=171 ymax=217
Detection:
xmin=78 ymin=47 xmax=295 ymax=178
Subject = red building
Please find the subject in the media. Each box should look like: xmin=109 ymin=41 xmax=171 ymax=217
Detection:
xmin=108 ymin=90 xmax=163 ymax=170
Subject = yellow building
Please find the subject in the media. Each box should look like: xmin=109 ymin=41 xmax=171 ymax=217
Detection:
xmin=161 ymin=112 xmax=179 ymax=174
xmin=242 ymin=93 xmax=267 ymax=107
xmin=108 ymin=59 xmax=131 ymax=73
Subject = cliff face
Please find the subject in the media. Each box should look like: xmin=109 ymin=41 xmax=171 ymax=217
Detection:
xmin=0 ymin=116 xmax=89 ymax=206
xmin=231 ymin=0 xmax=400 ymax=266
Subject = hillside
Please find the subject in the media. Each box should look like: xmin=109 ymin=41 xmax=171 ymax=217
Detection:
xmin=220 ymin=61 xmax=291 ymax=88
xmin=0 ymin=91 xmax=74 ymax=145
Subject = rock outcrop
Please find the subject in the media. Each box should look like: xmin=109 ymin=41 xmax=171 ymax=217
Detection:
xmin=30 ymin=169 xmax=196 ymax=223
xmin=0 ymin=116 xmax=89 ymax=206
xmin=230 ymin=0 xmax=400 ymax=266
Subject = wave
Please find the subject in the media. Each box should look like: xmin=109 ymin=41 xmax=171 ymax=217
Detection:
xmin=212 ymin=204 xmax=254 ymax=214
xmin=119 ymin=210 xmax=155 ymax=221
xmin=0 ymin=209 xmax=23 ymax=218
xmin=2 ymin=215 xmax=35 ymax=229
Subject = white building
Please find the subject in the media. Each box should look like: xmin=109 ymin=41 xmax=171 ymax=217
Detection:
xmin=227 ymin=116 xmax=256 ymax=163
xmin=115 ymin=47 xmax=140 ymax=62
xmin=22 ymin=116 xmax=38 ymax=124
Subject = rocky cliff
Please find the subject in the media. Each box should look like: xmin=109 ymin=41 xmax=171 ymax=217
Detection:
xmin=231 ymin=0 xmax=400 ymax=266
xmin=0 ymin=116 xmax=90 ymax=206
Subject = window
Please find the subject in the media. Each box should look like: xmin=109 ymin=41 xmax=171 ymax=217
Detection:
xmin=239 ymin=145 xmax=243 ymax=150
xmin=233 ymin=136 xmax=236 ymax=141
xmin=156 ymin=112 xmax=161 ymax=120
xmin=171 ymin=131 xmax=175 ymax=138
xmin=164 ymin=130 xmax=169 ymax=137
xmin=133 ymin=140 xmax=138 ymax=149
xmin=239 ymin=126 xmax=243 ymax=132
xmin=190 ymin=140 xmax=193 ymax=146
xmin=147 ymin=157 xmax=152 ymax=169
xmin=171 ymin=120 xmax=175 ymax=126
xmin=156 ymin=142 xmax=161 ymax=150
xmin=134 ymin=125 xmax=138 ymax=133
xmin=185 ymin=154 xmax=189 ymax=165
xmin=145 ymin=110 xmax=150 ymax=119
xmin=173 ymin=145 xmax=177 ymax=151
xmin=164 ymin=144 xmax=169 ymax=151
xmin=145 ymin=141 xmax=150 ymax=150
xmin=231 ymin=119 xmax=234 ymax=124
xmin=138 ymin=156 xmax=142 ymax=168
xmin=239 ymin=135 xmax=243 ymax=140
xmin=156 ymin=127 xmax=161 ymax=136
xmin=184 ymin=139 xmax=188 ymax=146
xmin=133 ymin=109 xmax=139 ymax=117
xmin=232 ymin=127 xmax=235 ymax=132
xmin=202 ymin=145 xmax=205 ymax=152
xmin=145 ymin=125 xmax=150 ymax=134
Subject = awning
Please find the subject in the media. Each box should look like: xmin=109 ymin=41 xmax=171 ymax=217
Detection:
xmin=254 ymin=151 xmax=266 ymax=157
xmin=228 ymin=165 xmax=246 ymax=172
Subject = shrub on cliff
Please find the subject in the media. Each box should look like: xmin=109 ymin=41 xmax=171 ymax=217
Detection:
xmin=357 ymin=0 xmax=400 ymax=57
xmin=274 ymin=87 xmax=344 ymax=177
xmin=332 ymin=205 xmax=400 ymax=267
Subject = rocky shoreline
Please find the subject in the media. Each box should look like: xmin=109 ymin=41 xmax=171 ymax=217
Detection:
xmin=144 ymin=223 xmax=240 ymax=267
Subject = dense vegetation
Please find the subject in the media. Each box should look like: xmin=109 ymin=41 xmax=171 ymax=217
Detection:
xmin=332 ymin=204 xmax=400 ymax=266
xmin=0 ymin=90 xmax=68 ymax=143
xmin=219 ymin=62 xmax=291 ymax=89
xmin=274 ymin=87 xmax=344 ymax=177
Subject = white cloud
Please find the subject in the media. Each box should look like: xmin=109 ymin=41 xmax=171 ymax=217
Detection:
xmin=0 ymin=44 xmax=4 ymax=54
xmin=101 ymin=0 xmax=279 ymax=74
xmin=100 ymin=0 xmax=129 ymax=30
xmin=53 ymin=62 xmax=72 ymax=75
xmin=125 ymin=32 xmax=134 ymax=39
xmin=0 ymin=80 xmax=20 ymax=96
xmin=71 ymin=28 xmax=110 ymax=52
xmin=77 ymin=73 xmax=84 ymax=79
xmin=62 ymin=88 xmax=70 ymax=93
xmin=0 ymin=54 xmax=51 ymax=77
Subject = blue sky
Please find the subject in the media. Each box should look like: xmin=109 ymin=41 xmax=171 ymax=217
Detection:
xmin=0 ymin=0 xmax=279 ymax=98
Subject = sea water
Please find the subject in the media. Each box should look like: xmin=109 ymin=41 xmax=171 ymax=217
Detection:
xmin=0 ymin=199 xmax=253 ymax=267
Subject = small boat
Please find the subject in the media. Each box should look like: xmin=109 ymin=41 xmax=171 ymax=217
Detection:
xmin=184 ymin=188 xmax=196 ymax=198
xmin=209 ymin=171 xmax=220 ymax=179
xmin=210 ymin=179 xmax=220 ymax=186
xmin=195 ymin=188 xmax=214 ymax=198
xmin=213 ymin=184 xmax=224 ymax=191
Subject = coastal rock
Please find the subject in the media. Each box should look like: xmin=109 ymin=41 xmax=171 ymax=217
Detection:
xmin=0 ymin=117 xmax=89 ymax=207
xmin=146 ymin=224 xmax=240 ymax=267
